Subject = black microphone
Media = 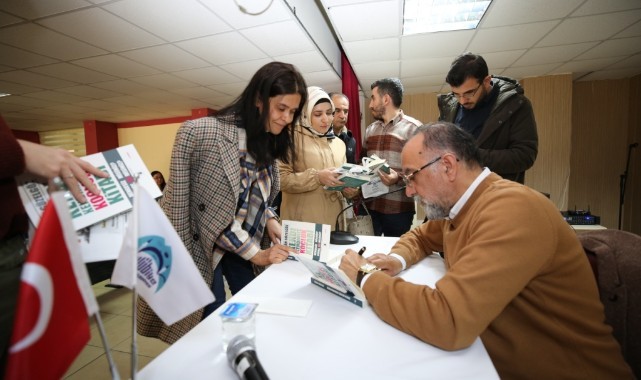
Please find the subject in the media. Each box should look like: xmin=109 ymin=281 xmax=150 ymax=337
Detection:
xmin=226 ymin=335 xmax=269 ymax=380
xmin=330 ymin=186 xmax=408 ymax=245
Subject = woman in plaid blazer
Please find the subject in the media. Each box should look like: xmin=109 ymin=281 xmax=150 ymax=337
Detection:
xmin=137 ymin=62 xmax=308 ymax=344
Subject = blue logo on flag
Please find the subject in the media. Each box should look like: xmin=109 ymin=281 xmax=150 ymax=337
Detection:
xmin=137 ymin=235 xmax=173 ymax=293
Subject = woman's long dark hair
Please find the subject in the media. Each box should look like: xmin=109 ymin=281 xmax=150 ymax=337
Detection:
xmin=218 ymin=62 xmax=307 ymax=165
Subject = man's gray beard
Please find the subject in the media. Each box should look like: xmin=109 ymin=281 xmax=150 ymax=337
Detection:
xmin=415 ymin=196 xmax=450 ymax=220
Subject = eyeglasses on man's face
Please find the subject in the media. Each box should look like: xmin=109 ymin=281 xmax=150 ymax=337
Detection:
xmin=452 ymin=83 xmax=481 ymax=100
xmin=401 ymin=156 xmax=442 ymax=187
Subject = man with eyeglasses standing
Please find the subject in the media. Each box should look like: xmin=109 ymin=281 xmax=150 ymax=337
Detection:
xmin=362 ymin=78 xmax=422 ymax=237
xmin=438 ymin=52 xmax=538 ymax=184
xmin=339 ymin=122 xmax=633 ymax=379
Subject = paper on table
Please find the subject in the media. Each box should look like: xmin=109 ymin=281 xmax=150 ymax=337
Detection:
xmin=227 ymin=296 xmax=312 ymax=318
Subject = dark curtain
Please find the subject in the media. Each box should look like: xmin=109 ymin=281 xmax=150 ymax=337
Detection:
xmin=340 ymin=50 xmax=362 ymax=160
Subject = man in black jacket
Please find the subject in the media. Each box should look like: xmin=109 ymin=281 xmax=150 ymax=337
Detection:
xmin=438 ymin=53 xmax=538 ymax=184
xmin=330 ymin=92 xmax=357 ymax=164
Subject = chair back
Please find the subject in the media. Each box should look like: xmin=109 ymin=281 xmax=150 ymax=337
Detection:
xmin=578 ymin=230 xmax=641 ymax=378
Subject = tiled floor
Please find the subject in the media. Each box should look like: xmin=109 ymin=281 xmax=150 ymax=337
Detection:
xmin=64 ymin=281 xmax=170 ymax=379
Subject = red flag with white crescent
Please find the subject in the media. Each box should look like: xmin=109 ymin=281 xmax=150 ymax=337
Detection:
xmin=5 ymin=193 xmax=96 ymax=379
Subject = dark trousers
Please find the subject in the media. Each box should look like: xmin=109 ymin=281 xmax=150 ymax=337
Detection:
xmin=369 ymin=210 xmax=415 ymax=237
xmin=202 ymin=252 xmax=255 ymax=319
xmin=0 ymin=235 xmax=27 ymax=376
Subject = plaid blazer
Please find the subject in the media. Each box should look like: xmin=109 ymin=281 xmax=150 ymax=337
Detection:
xmin=137 ymin=114 xmax=280 ymax=344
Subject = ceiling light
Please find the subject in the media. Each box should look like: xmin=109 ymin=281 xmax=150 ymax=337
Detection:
xmin=403 ymin=0 xmax=492 ymax=35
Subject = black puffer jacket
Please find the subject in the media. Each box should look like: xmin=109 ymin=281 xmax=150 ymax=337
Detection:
xmin=438 ymin=76 xmax=538 ymax=184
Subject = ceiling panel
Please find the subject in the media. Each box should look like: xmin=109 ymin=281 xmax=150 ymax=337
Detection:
xmin=72 ymin=55 xmax=160 ymax=78
xmin=538 ymin=10 xmax=641 ymax=46
xmin=171 ymin=66 xmax=242 ymax=86
xmin=130 ymin=73 xmax=199 ymax=90
xmin=576 ymin=36 xmax=641 ymax=60
xmin=402 ymin=56 xmax=455 ymax=78
xmin=0 ymin=23 xmax=107 ymax=60
xmin=0 ymin=11 xmax=21 ymax=27
xmin=401 ymin=30 xmax=475 ymax=60
xmin=469 ymin=21 xmax=560 ymax=52
xmin=481 ymin=0 xmax=582 ymax=28
xmin=176 ymin=32 xmax=267 ymax=65
xmin=0 ymin=0 xmax=92 ymax=19
xmin=28 ymin=63 xmax=118 ymax=83
xmin=240 ymin=21 xmax=316 ymax=57
xmin=0 ymin=70 xmax=76 ymax=89
xmin=104 ymin=0 xmax=231 ymax=42
xmin=91 ymin=79 xmax=157 ymax=95
xmin=571 ymin=0 xmax=641 ymax=16
xmin=119 ymin=45 xmax=210 ymax=72
xmin=343 ymin=39 xmax=400 ymax=63
xmin=0 ymin=44 xmax=57 ymax=68
xmin=551 ymin=57 xmax=628 ymax=75
xmin=327 ymin=0 xmax=401 ymax=42
xmin=57 ymin=85 xmax=123 ymax=99
xmin=512 ymin=42 xmax=598 ymax=67
xmin=38 ymin=8 xmax=164 ymax=51
xmin=0 ymin=0 xmax=640 ymax=132
xmin=199 ymin=0 xmax=291 ymax=29
xmin=219 ymin=58 xmax=274 ymax=81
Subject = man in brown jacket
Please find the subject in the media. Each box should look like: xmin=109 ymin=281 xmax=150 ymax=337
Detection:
xmin=340 ymin=121 xmax=632 ymax=379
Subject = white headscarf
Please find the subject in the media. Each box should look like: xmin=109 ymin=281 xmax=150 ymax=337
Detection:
xmin=301 ymin=86 xmax=334 ymax=134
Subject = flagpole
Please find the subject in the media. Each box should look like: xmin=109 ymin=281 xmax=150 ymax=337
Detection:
xmin=131 ymin=176 xmax=140 ymax=380
xmin=94 ymin=313 xmax=121 ymax=380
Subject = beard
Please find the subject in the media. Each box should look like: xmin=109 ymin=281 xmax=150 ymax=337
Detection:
xmin=415 ymin=196 xmax=451 ymax=220
xmin=370 ymin=104 xmax=384 ymax=121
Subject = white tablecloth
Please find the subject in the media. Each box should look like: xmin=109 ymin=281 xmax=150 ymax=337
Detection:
xmin=138 ymin=236 xmax=499 ymax=379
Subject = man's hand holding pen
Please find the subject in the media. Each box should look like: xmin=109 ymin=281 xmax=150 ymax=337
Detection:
xmin=339 ymin=248 xmax=369 ymax=284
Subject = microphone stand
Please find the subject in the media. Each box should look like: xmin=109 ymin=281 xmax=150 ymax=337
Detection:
xmin=618 ymin=142 xmax=638 ymax=230
xmin=330 ymin=186 xmax=408 ymax=244
xmin=330 ymin=201 xmax=360 ymax=245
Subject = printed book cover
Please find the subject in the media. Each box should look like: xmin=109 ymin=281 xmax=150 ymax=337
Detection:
xmin=295 ymin=255 xmax=364 ymax=308
xmin=282 ymin=220 xmax=332 ymax=263
xmin=18 ymin=144 xmax=161 ymax=231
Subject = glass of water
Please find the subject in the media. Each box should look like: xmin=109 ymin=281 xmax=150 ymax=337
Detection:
xmin=220 ymin=302 xmax=258 ymax=352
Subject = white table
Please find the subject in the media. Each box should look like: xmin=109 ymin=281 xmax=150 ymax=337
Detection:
xmin=138 ymin=236 xmax=499 ymax=379
xmin=571 ymin=224 xmax=607 ymax=232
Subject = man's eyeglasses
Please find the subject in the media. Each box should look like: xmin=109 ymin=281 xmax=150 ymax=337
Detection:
xmin=400 ymin=156 xmax=442 ymax=187
xmin=452 ymin=83 xmax=481 ymax=100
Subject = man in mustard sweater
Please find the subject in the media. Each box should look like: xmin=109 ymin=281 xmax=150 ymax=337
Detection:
xmin=340 ymin=121 xmax=632 ymax=379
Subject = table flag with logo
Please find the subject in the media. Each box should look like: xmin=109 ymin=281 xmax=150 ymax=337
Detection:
xmin=111 ymin=184 xmax=214 ymax=325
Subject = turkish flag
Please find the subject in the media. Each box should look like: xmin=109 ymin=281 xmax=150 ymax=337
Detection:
xmin=5 ymin=193 xmax=96 ymax=379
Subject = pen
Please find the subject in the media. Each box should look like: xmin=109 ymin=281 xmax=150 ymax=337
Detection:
xmin=357 ymin=247 xmax=366 ymax=256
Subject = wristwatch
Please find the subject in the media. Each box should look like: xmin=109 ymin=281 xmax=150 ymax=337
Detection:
xmin=356 ymin=263 xmax=380 ymax=287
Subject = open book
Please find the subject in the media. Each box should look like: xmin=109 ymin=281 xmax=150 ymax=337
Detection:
xmin=324 ymin=163 xmax=372 ymax=191
xmin=362 ymin=154 xmax=389 ymax=173
xmin=324 ymin=155 xmax=389 ymax=191
xmin=282 ymin=220 xmax=333 ymax=263
xmin=295 ymin=254 xmax=365 ymax=307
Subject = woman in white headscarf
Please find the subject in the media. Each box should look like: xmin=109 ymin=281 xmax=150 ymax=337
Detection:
xmin=279 ymin=86 xmax=349 ymax=229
